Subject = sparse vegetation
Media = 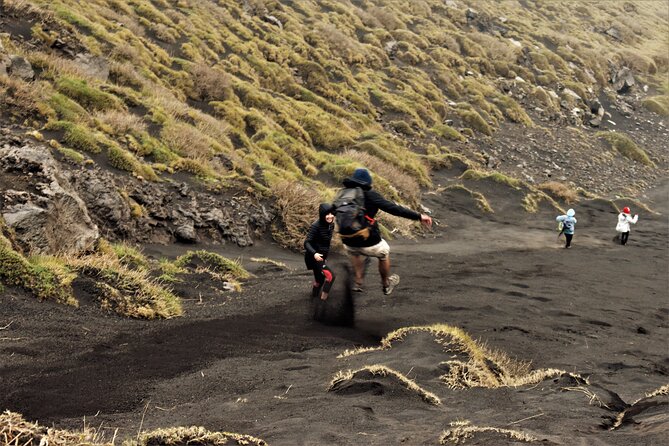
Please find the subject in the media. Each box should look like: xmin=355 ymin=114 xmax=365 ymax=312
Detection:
xmin=0 ymin=411 xmax=267 ymax=446
xmin=598 ymin=131 xmax=655 ymax=166
xmin=0 ymin=225 xmax=76 ymax=305
xmin=440 ymin=420 xmax=537 ymax=444
xmin=539 ymin=181 xmax=579 ymax=204
xmin=338 ymin=324 xmax=570 ymax=390
xmin=329 ymin=365 xmax=442 ymax=406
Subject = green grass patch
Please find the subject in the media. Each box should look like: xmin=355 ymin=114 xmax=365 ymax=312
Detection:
xmin=642 ymin=96 xmax=669 ymax=116
xmin=0 ymin=232 xmax=76 ymax=304
xmin=457 ymin=109 xmax=492 ymax=135
xmin=174 ymin=250 xmax=250 ymax=281
xmin=55 ymin=77 xmax=123 ymax=111
xmin=597 ymin=131 xmax=655 ymax=166
xmin=460 ymin=169 xmax=522 ymax=189
xmin=45 ymin=120 xmax=101 ymax=153
xmin=431 ymin=123 xmax=465 ymax=141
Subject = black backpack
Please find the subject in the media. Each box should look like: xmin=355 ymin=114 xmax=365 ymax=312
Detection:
xmin=333 ymin=187 xmax=373 ymax=240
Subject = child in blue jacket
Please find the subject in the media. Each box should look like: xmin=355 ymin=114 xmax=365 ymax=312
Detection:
xmin=556 ymin=209 xmax=577 ymax=248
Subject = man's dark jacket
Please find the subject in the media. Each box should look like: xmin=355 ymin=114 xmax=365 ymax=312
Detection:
xmin=340 ymin=178 xmax=420 ymax=248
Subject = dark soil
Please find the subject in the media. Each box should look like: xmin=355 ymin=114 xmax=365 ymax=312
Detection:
xmin=1 ymin=176 xmax=667 ymax=445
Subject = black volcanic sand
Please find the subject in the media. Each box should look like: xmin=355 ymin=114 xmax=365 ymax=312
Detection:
xmin=1 ymin=179 xmax=667 ymax=446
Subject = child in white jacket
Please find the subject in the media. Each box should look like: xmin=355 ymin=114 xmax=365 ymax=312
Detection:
xmin=616 ymin=206 xmax=638 ymax=245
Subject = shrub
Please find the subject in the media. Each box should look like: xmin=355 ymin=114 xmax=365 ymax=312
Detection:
xmin=431 ymin=123 xmax=465 ymax=141
xmin=458 ymin=110 xmax=492 ymax=136
xmin=390 ymin=120 xmax=415 ymax=135
xmin=45 ymin=120 xmax=101 ymax=153
xmin=271 ymin=180 xmax=322 ymax=251
xmin=66 ymin=251 xmax=182 ymax=319
xmin=174 ymin=250 xmax=250 ymax=281
xmin=189 ymin=63 xmax=231 ymax=101
xmin=460 ymin=169 xmax=522 ymax=189
xmin=642 ymin=97 xmax=669 ymax=116
xmin=94 ymin=110 xmax=147 ymax=136
xmin=55 ymin=77 xmax=123 ymax=111
xmin=0 ymin=230 xmax=76 ymax=304
xmin=538 ymin=181 xmax=579 ymax=204
xmin=48 ymin=92 xmax=88 ymax=121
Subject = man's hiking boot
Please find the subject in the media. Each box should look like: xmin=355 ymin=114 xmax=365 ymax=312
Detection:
xmin=383 ymin=274 xmax=400 ymax=295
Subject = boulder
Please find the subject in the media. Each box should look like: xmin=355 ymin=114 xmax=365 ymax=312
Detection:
xmin=261 ymin=15 xmax=283 ymax=29
xmin=7 ymin=55 xmax=34 ymax=81
xmin=605 ymin=27 xmax=622 ymax=41
xmin=612 ymin=67 xmax=635 ymax=93
xmin=74 ymin=53 xmax=110 ymax=81
xmin=0 ymin=145 xmax=99 ymax=254
xmin=175 ymin=222 xmax=197 ymax=243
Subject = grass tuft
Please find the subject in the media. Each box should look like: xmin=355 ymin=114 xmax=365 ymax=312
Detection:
xmin=598 ymin=131 xmax=655 ymax=167
xmin=136 ymin=426 xmax=267 ymax=446
xmin=329 ymin=365 xmax=442 ymax=406
xmin=440 ymin=420 xmax=538 ymax=444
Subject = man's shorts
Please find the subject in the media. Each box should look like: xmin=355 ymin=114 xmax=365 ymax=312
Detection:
xmin=344 ymin=239 xmax=390 ymax=260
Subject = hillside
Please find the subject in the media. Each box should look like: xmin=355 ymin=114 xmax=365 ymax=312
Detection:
xmin=1 ymin=0 xmax=668 ymax=444
xmin=0 ymin=0 xmax=667 ymax=308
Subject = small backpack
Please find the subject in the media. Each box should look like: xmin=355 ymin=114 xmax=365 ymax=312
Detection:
xmin=333 ymin=187 xmax=373 ymax=240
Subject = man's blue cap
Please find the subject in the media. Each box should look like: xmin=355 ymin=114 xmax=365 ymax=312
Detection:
xmin=351 ymin=168 xmax=372 ymax=186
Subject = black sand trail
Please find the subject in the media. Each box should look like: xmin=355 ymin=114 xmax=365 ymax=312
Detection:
xmin=0 ymin=182 xmax=667 ymax=445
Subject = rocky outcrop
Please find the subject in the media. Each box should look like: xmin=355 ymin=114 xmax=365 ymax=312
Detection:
xmin=612 ymin=67 xmax=635 ymax=93
xmin=0 ymin=142 xmax=99 ymax=254
xmin=67 ymin=166 xmax=274 ymax=247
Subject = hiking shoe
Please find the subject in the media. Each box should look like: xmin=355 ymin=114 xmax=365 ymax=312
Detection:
xmin=383 ymin=274 xmax=400 ymax=295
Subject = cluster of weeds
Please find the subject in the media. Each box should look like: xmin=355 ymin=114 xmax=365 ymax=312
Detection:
xmin=0 ymin=219 xmax=76 ymax=304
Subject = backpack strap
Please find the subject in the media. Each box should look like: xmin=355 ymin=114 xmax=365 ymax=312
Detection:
xmin=339 ymin=227 xmax=371 ymax=240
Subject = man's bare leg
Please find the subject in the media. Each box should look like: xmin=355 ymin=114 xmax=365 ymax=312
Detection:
xmin=350 ymin=254 xmax=366 ymax=288
xmin=378 ymin=256 xmax=391 ymax=287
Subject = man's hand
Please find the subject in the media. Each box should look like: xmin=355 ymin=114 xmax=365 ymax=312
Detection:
xmin=420 ymin=214 xmax=432 ymax=229
xmin=314 ymin=253 xmax=324 ymax=262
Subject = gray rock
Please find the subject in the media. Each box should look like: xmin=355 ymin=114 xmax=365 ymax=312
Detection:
xmin=605 ymin=27 xmax=621 ymax=41
xmin=0 ymin=145 xmax=99 ymax=254
xmin=384 ymin=40 xmax=398 ymax=59
xmin=7 ymin=55 xmax=34 ymax=81
xmin=589 ymin=116 xmax=603 ymax=127
xmin=74 ymin=53 xmax=110 ymax=81
xmin=262 ymin=15 xmax=283 ymax=29
xmin=175 ymin=222 xmax=197 ymax=243
xmin=612 ymin=67 xmax=635 ymax=93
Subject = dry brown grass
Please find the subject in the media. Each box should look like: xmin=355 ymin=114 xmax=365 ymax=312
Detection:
xmin=271 ymin=180 xmax=323 ymax=251
xmin=538 ymin=181 xmax=579 ymax=204
xmin=440 ymin=420 xmax=537 ymax=444
xmin=338 ymin=324 xmax=568 ymax=390
xmin=136 ymin=426 xmax=267 ymax=446
xmin=189 ymin=63 xmax=231 ymax=101
xmin=0 ymin=410 xmax=114 ymax=446
xmin=329 ymin=365 xmax=442 ymax=406
xmin=94 ymin=110 xmax=147 ymax=136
